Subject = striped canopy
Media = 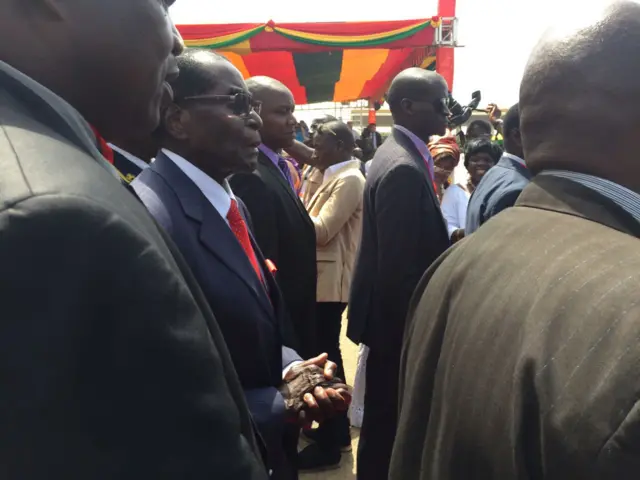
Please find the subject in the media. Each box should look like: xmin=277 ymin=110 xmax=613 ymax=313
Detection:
xmin=177 ymin=19 xmax=440 ymax=104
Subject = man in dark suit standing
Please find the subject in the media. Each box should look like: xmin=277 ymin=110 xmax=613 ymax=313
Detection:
xmin=348 ymin=67 xmax=451 ymax=479
xmin=465 ymin=103 xmax=529 ymax=234
xmin=230 ymin=77 xmax=318 ymax=359
xmin=391 ymin=4 xmax=640 ymax=479
xmin=133 ymin=50 xmax=349 ymax=480
xmin=0 ymin=1 xmax=266 ymax=478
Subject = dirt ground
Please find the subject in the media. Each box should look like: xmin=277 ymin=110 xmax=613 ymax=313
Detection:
xmin=300 ymin=316 xmax=360 ymax=480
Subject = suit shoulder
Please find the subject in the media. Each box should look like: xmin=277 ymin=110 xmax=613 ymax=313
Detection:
xmin=132 ymin=172 xmax=177 ymax=234
xmin=0 ymin=112 xmax=128 ymax=210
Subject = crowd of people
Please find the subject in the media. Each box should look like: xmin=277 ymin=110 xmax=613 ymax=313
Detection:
xmin=1 ymin=1 xmax=640 ymax=479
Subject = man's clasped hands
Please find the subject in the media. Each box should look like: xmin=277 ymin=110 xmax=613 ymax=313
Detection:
xmin=280 ymin=353 xmax=352 ymax=427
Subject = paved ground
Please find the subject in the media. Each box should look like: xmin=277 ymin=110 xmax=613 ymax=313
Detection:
xmin=300 ymin=316 xmax=360 ymax=480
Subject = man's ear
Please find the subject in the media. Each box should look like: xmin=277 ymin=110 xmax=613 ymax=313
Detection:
xmin=400 ymin=98 xmax=413 ymax=116
xmin=163 ymin=104 xmax=190 ymax=141
xmin=513 ymin=129 xmax=523 ymax=148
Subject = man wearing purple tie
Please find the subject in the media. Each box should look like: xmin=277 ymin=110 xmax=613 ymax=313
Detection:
xmin=230 ymin=76 xmax=318 ymax=359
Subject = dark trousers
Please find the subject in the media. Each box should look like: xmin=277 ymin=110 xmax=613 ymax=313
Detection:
xmin=314 ymin=302 xmax=350 ymax=450
xmin=357 ymin=348 xmax=400 ymax=480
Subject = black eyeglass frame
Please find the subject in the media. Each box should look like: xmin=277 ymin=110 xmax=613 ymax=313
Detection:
xmin=180 ymin=92 xmax=262 ymax=116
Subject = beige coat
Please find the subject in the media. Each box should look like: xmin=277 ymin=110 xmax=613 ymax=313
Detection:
xmin=305 ymin=160 xmax=365 ymax=303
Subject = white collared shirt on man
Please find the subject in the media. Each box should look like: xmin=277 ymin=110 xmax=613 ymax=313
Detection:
xmin=162 ymin=148 xmax=236 ymax=225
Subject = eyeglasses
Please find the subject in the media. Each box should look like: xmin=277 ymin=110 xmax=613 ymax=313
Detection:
xmin=404 ymin=97 xmax=451 ymax=116
xmin=181 ymin=92 xmax=262 ymax=116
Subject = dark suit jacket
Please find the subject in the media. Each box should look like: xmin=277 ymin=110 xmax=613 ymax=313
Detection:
xmin=112 ymin=149 xmax=145 ymax=184
xmin=132 ymin=152 xmax=301 ymax=472
xmin=230 ymin=151 xmax=317 ymax=358
xmin=0 ymin=62 xmax=265 ymax=478
xmin=348 ymin=128 xmax=450 ymax=354
xmin=391 ymin=175 xmax=640 ymax=480
xmin=465 ymin=153 xmax=531 ymax=234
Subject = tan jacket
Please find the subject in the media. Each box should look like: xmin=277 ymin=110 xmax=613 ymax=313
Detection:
xmin=305 ymin=160 xmax=365 ymax=303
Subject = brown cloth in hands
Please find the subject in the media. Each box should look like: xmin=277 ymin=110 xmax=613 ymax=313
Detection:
xmin=279 ymin=364 xmax=344 ymax=413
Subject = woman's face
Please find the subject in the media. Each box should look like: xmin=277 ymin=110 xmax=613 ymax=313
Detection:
xmin=433 ymin=154 xmax=456 ymax=185
xmin=467 ymin=152 xmax=496 ymax=185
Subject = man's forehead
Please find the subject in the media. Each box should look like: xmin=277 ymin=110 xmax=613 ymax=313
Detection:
xmin=263 ymin=87 xmax=294 ymax=106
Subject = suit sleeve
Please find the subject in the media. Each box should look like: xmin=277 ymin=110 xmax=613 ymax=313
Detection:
xmin=230 ymin=173 xmax=280 ymax=265
xmin=311 ymin=175 xmax=364 ymax=246
xmin=486 ymin=187 xmax=523 ymax=221
xmin=0 ymin=195 xmax=266 ymax=479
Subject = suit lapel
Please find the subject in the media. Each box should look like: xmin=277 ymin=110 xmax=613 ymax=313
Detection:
xmin=391 ymin=129 xmax=448 ymax=233
xmin=151 ymin=153 xmax=274 ymax=318
xmin=259 ymin=153 xmax=314 ymax=230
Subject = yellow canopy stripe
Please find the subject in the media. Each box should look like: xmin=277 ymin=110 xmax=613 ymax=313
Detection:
xmin=184 ymin=24 xmax=266 ymax=49
xmin=272 ymin=19 xmax=439 ymax=47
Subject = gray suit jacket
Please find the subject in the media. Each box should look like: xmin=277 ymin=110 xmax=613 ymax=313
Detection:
xmin=348 ymin=128 xmax=450 ymax=354
xmin=0 ymin=61 xmax=266 ymax=479
xmin=391 ymin=174 xmax=640 ymax=480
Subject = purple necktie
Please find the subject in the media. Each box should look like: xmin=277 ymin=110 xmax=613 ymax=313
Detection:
xmin=277 ymin=156 xmax=295 ymax=190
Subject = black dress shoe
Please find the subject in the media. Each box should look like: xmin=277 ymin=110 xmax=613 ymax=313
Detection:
xmin=301 ymin=428 xmax=352 ymax=452
xmin=297 ymin=443 xmax=341 ymax=472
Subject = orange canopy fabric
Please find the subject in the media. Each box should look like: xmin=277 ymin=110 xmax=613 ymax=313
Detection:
xmin=177 ymin=19 xmax=439 ymax=104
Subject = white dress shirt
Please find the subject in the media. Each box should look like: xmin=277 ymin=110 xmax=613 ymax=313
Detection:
xmin=162 ymin=148 xmax=235 ymax=225
xmin=108 ymin=143 xmax=150 ymax=172
xmin=324 ymin=159 xmax=357 ymax=183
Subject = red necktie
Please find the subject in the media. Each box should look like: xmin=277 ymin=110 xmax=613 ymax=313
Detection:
xmin=89 ymin=125 xmax=115 ymax=164
xmin=227 ymin=199 xmax=263 ymax=282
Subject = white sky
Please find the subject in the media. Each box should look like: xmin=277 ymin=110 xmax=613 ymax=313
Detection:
xmin=171 ymin=0 xmax=608 ymax=108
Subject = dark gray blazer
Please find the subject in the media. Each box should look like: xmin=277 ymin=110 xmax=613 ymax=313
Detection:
xmin=465 ymin=153 xmax=531 ymax=234
xmin=0 ymin=61 xmax=266 ymax=479
xmin=348 ymin=127 xmax=450 ymax=354
xmin=230 ymin=152 xmax=317 ymax=358
xmin=392 ymin=175 xmax=640 ymax=480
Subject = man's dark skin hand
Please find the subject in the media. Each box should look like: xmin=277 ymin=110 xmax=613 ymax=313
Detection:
xmin=281 ymin=353 xmax=351 ymax=427
xmin=487 ymin=103 xmax=503 ymax=135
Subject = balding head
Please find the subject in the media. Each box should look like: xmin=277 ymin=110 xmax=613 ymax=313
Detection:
xmin=246 ymin=76 xmax=291 ymax=102
xmin=521 ymin=1 xmax=640 ymax=192
xmin=387 ymin=68 xmax=449 ymax=140
xmin=313 ymin=120 xmax=356 ymax=168
xmin=247 ymin=76 xmax=297 ymax=150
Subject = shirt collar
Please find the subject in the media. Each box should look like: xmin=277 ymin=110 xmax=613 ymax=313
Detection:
xmin=108 ymin=144 xmax=150 ymax=171
xmin=539 ymin=170 xmax=640 ymax=223
xmin=502 ymin=152 xmax=526 ymax=167
xmin=394 ymin=124 xmax=431 ymax=160
xmin=162 ymin=148 xmax=235 ymax=220
xmin=258 ymin=144 xmax=280 ymax=167
xmin=324 ymin=159 xmax=357 ymax=183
